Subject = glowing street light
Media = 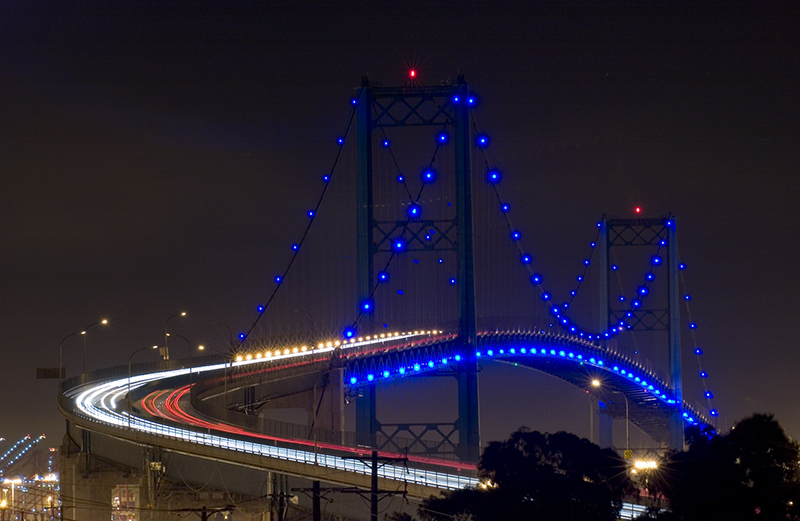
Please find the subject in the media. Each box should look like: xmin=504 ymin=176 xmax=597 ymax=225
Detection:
xmin=590 ymin=378 xmax=630 ymax=452
xmin=59 ymin=319 xmax=108 ymax=381
xmin=163 ymin=312 xmax=187 ymax=360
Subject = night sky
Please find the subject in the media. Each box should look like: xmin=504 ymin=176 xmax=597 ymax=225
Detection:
xmin=2 ymin=2 xmax=799 ymax=448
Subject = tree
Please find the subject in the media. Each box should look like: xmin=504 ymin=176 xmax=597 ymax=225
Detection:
xmin=649 ymin=413 xmax=800 ymax=521
xmin=420 ymin=429 xmax=632 ymax=521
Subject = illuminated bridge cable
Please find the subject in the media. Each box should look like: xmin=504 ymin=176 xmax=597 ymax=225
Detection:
xmin=349 ymin=105 xmax=454 ymax=333
xmin=240 ymin=98 xmax=360 ymax=345
xmin=470 ymin=111 xmax=669 ymax=340
xmin=678 ymin=254 xmax=718 ymax=419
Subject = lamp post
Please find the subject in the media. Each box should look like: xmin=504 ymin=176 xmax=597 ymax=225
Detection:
xmin=591 ymin=379 xmax=630 ymax=452
xmin=166 ymin=333 xmax=202 ymax=383
xmin=164 ymin=312 xmax=187 ymax=360
xmin=127 ymin=346 xmax=158 ymax=429
xmin=197 ymin=345 xmax=231 ymax=420
xmin=58 ymin=319 xmax=108 ymax=382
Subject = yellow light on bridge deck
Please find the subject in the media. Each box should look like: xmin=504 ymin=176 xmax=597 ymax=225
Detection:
xmin=236 ymin=356 xmax=243 ymax=362
xmin=633 ymin=460 xmax=658 ymax=470
xmin=591 ymin=379 xmax=601 ymax=387
xmin=318 ymin=343 xmax=324 ymax=349
xmin=301 ymin=346 xmax=307 ymax=351
xmin=292 ymin=347 xmax=298 ymax=353
xmin=327 ymin=342 xmax=333 ymax=348
xmin=256 ymin=353 xmax=262 ymax=359
xmin=245 ymin=354 xmax=252 ymax=360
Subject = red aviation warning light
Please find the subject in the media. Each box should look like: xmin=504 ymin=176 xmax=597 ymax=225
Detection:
xmin=409 ymin=69 xmax=417 ymax=79
xmin=634 ymin=206 xmax=642 ymax=214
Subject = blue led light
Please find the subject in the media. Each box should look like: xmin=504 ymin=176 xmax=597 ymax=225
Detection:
xmin=452 ymin=95 xmax=460 ymax=103
xmin=383 ymin=371 xmax=390 ymax=378
xmin=337 ymin=137 xmax=345 ymax=145
xmin=350 ymin=377 xmax=357 ymax=384
xmin=344 ymin=328 xmax=356 ymax=338
xmin=576 ymin=275 xmax=583 ymax=282
xmin=486 ymin=170 xmax=502 ymax=184
xmin=257 ymin=305 xmax=265 ymax=313
xmin=511 ymin=230 xmax=521 ymax=240
xmin=619 ymin=296 xmax=626 ymax=302
xmin=393 ymin=238 xmax=406 ymax=251
xmin=397 ymin=290 xmax=403 ymax=295
xmin=323 ymin=174 xmax=330 ymax=182
xmin=597 ymin=221 xmax=602 ymax=227
xmin=646 ymin=273 xmax=655 ymax=281
xmin=467 ymin=96 xmax=476 ymax=105
xmin=449 ymin=277 xmax=457 ymax=285
xmin=407 ymin=204 xmax=421 ymax=219
xmin=367 ymin=374 xmax=374 ymax=381
xmin=590 ymin=242 xmax=596 ymax=248
xmin=413 ymin=363 xmax=421 ymax=371
xmin=292 ymin=244 xmax=299 ymax=251
xmin=361 ymin=300 xmax=373 ymax=312
xmin=583 ymin=259 xmax=590 ymax=266
xmin=487 ymin=350 xmax=494 ymax=356
xmin=476 ymin=134 xmax=490 ymax=148
xmin=679 ymin=263 xmax=687 ymax=270
xmin=684 ymin=294 xmax=691 ymax=300
xmin=239 ymin=333 xmax=246 ymax=340
xmin=690 ymin=323 xmax=697 ymax=329
xmin=705 ymin=391 xmax=714 ymax=399
xmin=638 ymin=286 xmax=649 ymax=296
xmin=428 ymin=360 xmax=434 ymax=368
xmin=521 ymin=254 xmax=532 ymax=264
xmin=275 ymin=275 xmax=282 ymax=283
xmin=351 ymin=98 xmax=358 ymax=105
xmin=454 ymin=354 xmax=461 ymax=361
xmin=501 ymin=204 xmax=510 ymax=212
xmin=710 ymin=409 xmax=718 ymax=416
xmin=396 ymin=174 xmax=405 ymax=183
xmin=307 ymin=210 xmax=315 ymax=218
xmin=542 ymin=292 xmax=551 ymax=301
xmin=438 ymin=258 xmax=444 ymax=264
xmin=438 ymin=132 xmax=449 ymax=144
xmin=378 ymin=272 xmax=389 ymax=282
xmin=660 ymin=239 xmax=667 ymax=246
xmin=651 ymin=255 xmax=663 ymax=265
xmin=695 ymin=348 xmax=703 ymax=355
xmin=399 ymin=367 xmax=406 ymax=374
xmin=570 ymin=290 xmax=576 ymax=296
xmin=531 ymin=274 xmax=542 ymax=284
xmin=383 ymin=140 xmax=391 ymax=147
xmin=632 ymin=299 xmax=642 ymax=308
xmin=666 ymin=219 xmax=674 ymax=226
xmin=421 ymin=169 xmax=436 ymax=183
xmin=700 ymin=371 xmax=708 ymax=378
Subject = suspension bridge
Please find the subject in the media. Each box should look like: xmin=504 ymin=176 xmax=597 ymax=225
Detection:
xmin=58 ymin=76 xmax=718 ymax=520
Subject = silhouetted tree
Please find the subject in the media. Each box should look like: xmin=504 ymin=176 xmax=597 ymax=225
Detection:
xmin=420 ymin=428 xmax=631 ymax=521
xmin=647 ymin=413 xmax=800 ymax=521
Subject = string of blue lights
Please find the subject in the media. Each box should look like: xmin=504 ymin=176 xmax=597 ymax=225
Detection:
xmin=237 ymin=100 xmax=360 ymax=346
xmin=344 ymin=105 xmax=456 ymax=337
xmin=678 ymin=258 xmax=718 ymax=418
xmin=469 ymin=112 xmax=669 ymax=341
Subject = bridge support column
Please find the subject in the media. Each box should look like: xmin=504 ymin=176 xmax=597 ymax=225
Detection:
xmin=454 ymin=80 xmax=480 ymax=462
xmin=356 ymin=384 xmax=378 ymax=447
xmin=667 ymin=218 xmax=685 ymax=451
xmin=597 ymin=401 xmax=614 ymax=450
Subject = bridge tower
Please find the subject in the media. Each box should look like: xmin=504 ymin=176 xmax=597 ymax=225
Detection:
xmin=354 ymin=76 xmax=480 ymax=461
xmin=597 ymin=216 xmax=684 ymax=450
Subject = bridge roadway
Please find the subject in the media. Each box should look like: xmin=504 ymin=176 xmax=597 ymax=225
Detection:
xmin=59 ymin=328 xmax=707 ymax=502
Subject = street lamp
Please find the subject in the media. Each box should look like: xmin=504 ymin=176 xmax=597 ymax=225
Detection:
xmin=127 ymin=346 xmax=158 ymax=428
xmin=197 ymin=344 xmax=232 ymax=420
xmin=591 ymin=379 xmax=630 ymax=452
xmin=58 ymin=319 xmax=108 ymax=381
xmin=166 ymin=333 xmax=202 ymax=383
xmin=164 ymin=312 xmax=187 ymax=360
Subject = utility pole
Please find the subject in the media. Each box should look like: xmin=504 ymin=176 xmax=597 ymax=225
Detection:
xmin=342 ymin=451 xmax=408 ymax=521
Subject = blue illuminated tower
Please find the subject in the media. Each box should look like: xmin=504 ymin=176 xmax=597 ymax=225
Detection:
xmin=597 ymin=216 xmax=684 ymax=450
xmin=355 ymin=76 xmax=480 ymax=461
